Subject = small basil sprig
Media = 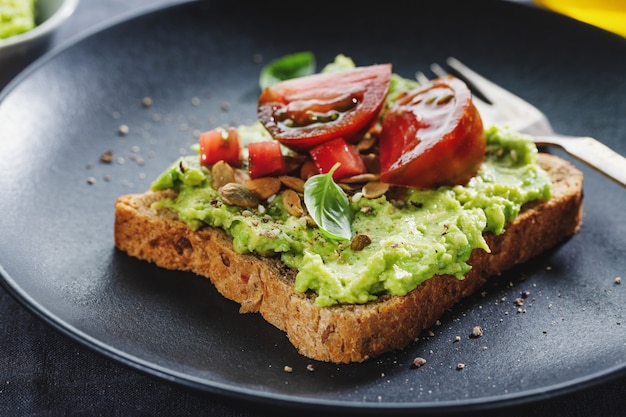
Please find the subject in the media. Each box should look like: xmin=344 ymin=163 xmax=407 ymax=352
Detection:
xmin=258 ymin=51 xmax=316 ymax=90
xmin=303 ymin=163 xmax=353 ymax=241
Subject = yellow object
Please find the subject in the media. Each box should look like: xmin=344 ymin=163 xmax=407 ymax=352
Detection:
xmin=534 ymin=0 xmax=626 ymax=37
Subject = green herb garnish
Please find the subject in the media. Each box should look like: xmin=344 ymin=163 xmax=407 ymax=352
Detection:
xmin=303 ymin=163 xmax=353 ymax=241
xmin=258 ymin=51 xmax=316 ymax=90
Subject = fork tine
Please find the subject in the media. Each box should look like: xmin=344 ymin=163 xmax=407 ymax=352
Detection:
xmin=416 ymin=61 xmax=493 ymax=121
xmin=445 ymin=57 xmax=513 ymax=105
xmin=429 ymin=63 xmax=449 ymax=78
xmin=416 ymin=63 xmax=462 ymax=83
xmin=432 ymin=61 xmax=490 ymax=105
xmin=445 ymin=57 xmax=554 ymax=134
xmin=419 ymin=57 xmax=529 ymax=109
xmin=446 ymin=58 xmax=543 ymax=119
xmin=415 ymin=71 xmax=430 ymax=85
xmin=415 ymin=63 xmax=485 ymax=104
xmin=417 ymin=62 xmax=490 ymax=107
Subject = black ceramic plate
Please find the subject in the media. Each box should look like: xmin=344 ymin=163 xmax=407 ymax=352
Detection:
xmin=1 ymin=0 xmax=625 ymax=415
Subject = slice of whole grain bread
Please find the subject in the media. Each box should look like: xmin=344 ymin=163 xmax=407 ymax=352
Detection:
xmin=114 ymin=153 xmax=583 ymax=363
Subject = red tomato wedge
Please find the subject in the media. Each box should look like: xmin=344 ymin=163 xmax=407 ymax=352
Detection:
xmin=309 ymin=137 xmax=367 ymax=181
xmin=199 ymin=127 xmax=242 ymax=166
xmin=258 ymin=64 xmax=392 ymax=152
xmin=248 ymin=141 xmax=287 ymax=178
xmin=378 ymin=75 xmax=485 ymax=189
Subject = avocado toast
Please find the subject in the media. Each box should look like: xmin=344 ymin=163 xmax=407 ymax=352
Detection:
xmin=114 ymin=56 xmax=584 ymax=363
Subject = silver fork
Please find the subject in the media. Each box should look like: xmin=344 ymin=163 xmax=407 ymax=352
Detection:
xmin=416 ymin=57 xmax=626 ymax=188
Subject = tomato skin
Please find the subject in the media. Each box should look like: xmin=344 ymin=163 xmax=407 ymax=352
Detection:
xmin=248 ymin=140 xmax=287 ymax=178
xmin=309 ymin=137 xmax=367 ymax=181
xmin=378 ymin=76 xmax=485 ymax=189
xmin=199 ymin=127 xmax=242 ymax=166
xmin=258 ymin=64 xmax=392 ymax=152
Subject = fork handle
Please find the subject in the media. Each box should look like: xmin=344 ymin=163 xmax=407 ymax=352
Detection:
xmin=533 ymin=135 xmax=626 ymax=188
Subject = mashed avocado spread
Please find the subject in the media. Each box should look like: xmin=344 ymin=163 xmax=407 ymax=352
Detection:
xmin=151 ymin=125 xmax=551 ymax=307
xmin=0 ymin=0 xmax=36 ymax=39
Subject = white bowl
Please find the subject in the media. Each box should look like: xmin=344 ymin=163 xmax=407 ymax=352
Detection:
xmin=0 ymin=0 xmax=80 ymax=70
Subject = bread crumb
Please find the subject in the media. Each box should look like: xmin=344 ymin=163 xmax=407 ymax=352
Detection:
xmin=306 ymin=364 xmax=315 ymax=372
xmin=514 ymin=297 xmax=524 ymax=306
xmin=454 ymin=336 xmax=461 ymax=343
xmin=615 ymin=277 xmax=622 ymax=284
xmin=100 ymin=150 xmax=113 ymax=163
xmin=118 ymin=124 xmax=129 ymax=136
xmin=142 ymin=97 xmax=153 ymax=107
xmin=412 ymin=357 xmax=426 ymax=368
xmin=470 ymin=326 xmax=483 ymax=338
xmin=283 ymin=365 xmax=293 ymax=373
xmin=456 ymin=363 xmax=465 ymax=370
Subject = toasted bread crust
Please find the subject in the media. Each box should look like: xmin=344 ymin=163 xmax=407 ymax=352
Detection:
xmin=114 ymin=153 xmax=583 ymax=363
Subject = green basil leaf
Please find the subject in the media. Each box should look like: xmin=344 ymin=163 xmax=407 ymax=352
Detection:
xmin=258 ymin=51 xmax=316 ymax=90
xmin=320 ymin=53 xmax=356 ymax=73
xmin=303 ymin=163 xmax=353 ymax=241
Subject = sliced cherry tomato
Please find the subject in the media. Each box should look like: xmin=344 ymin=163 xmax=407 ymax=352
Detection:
xmin=199 ymin=127 xmax=242 ymax=166
xmin=258 ymin=64 xmax=392 ymax=152
xmin=309 ymin=137 xmax=367 ymax=181
xmin=378 ymin=75 xmax=485 ymax=189
xmin=248 ymin=140 xmax=287 ymax=178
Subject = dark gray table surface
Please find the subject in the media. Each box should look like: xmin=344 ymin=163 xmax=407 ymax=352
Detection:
xmin=1 ymin=1 xmax=625 ymax=416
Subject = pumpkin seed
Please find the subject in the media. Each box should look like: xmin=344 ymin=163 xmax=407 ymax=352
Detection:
xmin=283 ymin=154 xmax=308 ymax=173
xmin=219 ymin=183 xmax=260 ymax=207
xmin=211 ymin=160 xmax=235 ymax=190
xmin=279 ymin=175 xmax=305 ymax=194
xmin=281 ymin=188 xmax=305 ymax=217
xmin=340 ymin=173 xmax=380 ymax=184
xmin=244 ymin=177 xmax=282 ymax=200
xmin=362 ymin=181 xmax=389 ymax=199
xmin=233 ymin=167 xmax=251 ymax=184
xmin=299 ymin=159 xmax=318 ymax=180
xmin=338 ymin=182 xmax=362 ymax=192
xmin=350 ymin=233 xmax=372 ymax=251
